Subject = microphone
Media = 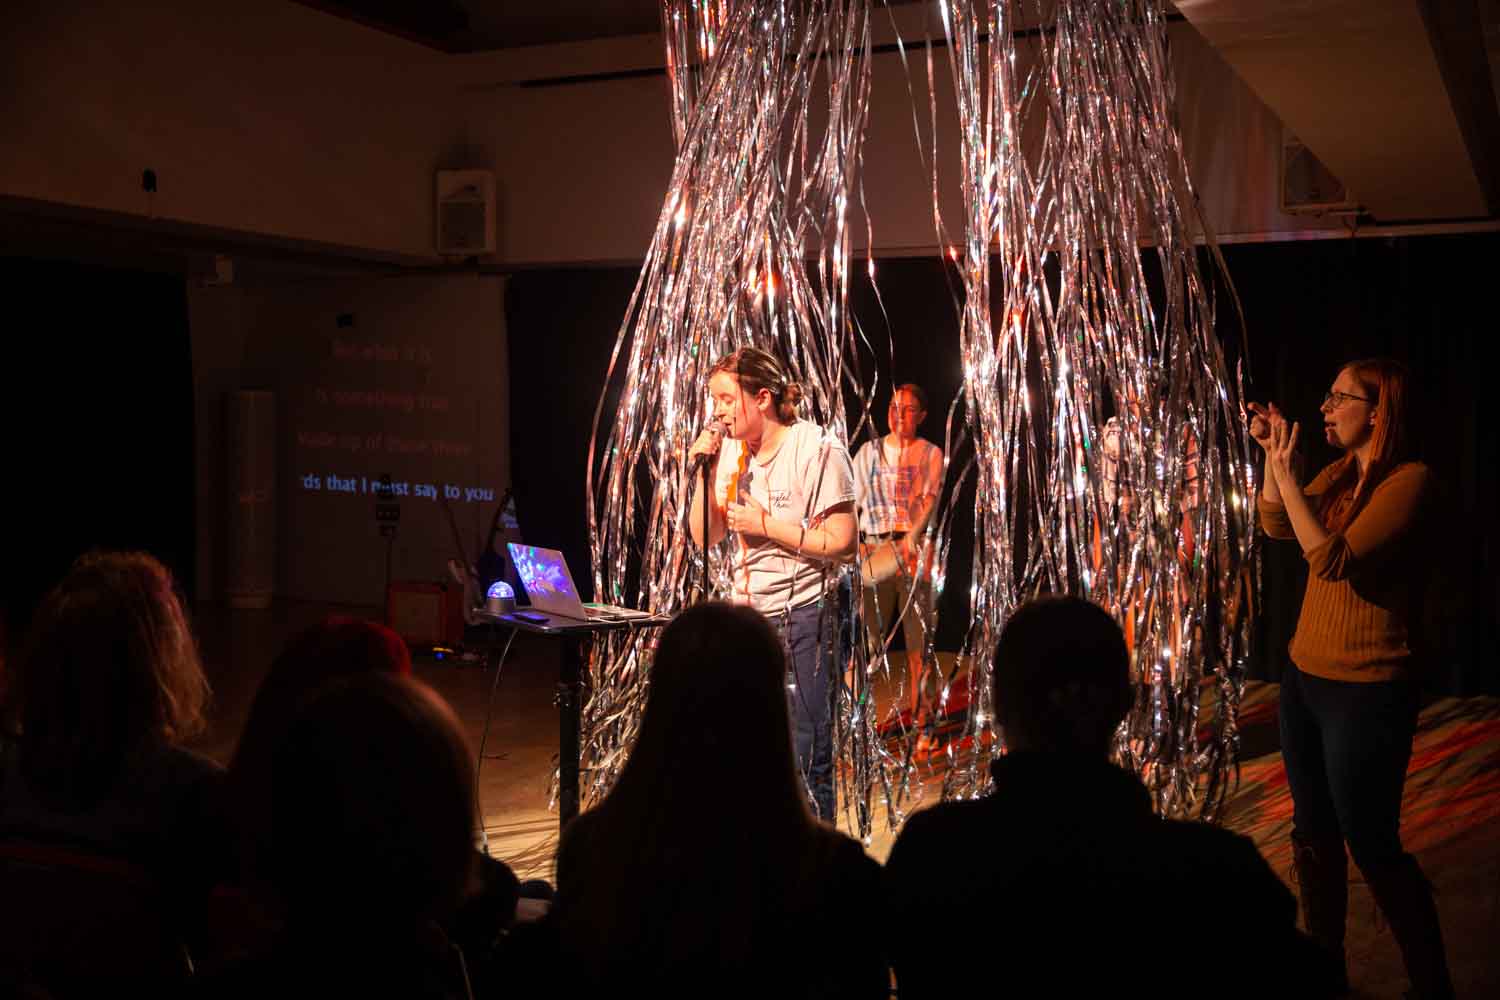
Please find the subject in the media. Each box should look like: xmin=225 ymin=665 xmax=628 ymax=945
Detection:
xmin=690 ymin=420 xmax=725 ymax=471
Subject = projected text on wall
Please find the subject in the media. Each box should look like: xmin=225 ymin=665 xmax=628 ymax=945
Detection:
xmin=292 ymin=335 xmax=496 ymax=505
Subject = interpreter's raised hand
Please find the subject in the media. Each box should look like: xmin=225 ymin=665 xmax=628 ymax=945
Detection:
xmin=1246 ymin=402 xmax=1275 ymax=452
xmin=1266 ymin=407 xmax=1301 ymax=489
xmin=726 ymin=493 xmax=771 ymax=539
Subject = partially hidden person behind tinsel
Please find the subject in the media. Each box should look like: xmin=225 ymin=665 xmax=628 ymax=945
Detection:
xmin=1249 ymin=359 xmax=1453 ymax=998
xmin=687 ymin=345 xmax=857 ymax=822
xmin=883 ymin=595 xmax=1341 ymax=998
xmin=545 ymin=601 xmax=887 ymax=1000
xmin=197 ymin=673 xmax=484 ymax=999
xmin=850 ymin=383 xmax=945 ymax=758
xmin=0 ymin=550 xmax=220 ymax=992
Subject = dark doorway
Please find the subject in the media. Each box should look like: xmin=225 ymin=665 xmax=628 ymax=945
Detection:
xmin=1 ymin=256 xmax=195 ymax=649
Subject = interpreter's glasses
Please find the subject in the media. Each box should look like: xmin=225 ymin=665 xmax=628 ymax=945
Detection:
xmin=1321 ymin=390 xmax=1371 ymax=409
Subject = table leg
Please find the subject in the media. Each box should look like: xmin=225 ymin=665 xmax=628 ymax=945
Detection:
xmin=557 ymin=635 xmax=585 ymax=826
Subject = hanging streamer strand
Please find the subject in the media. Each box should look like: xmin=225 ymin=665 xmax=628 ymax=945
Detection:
xmin=575 ymin=0 xmax=1255 ymax=831
xmin=936 ymin=0 xmax=1255 ymax=817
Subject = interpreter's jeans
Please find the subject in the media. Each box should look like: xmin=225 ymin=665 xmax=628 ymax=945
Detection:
xmin=779 ymin=595 xmax=844 ymax=823
xmin=1279 ymin=664 xmax=1420 ymax=871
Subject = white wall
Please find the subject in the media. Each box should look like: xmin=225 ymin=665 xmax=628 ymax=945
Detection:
xmin=1 ymin=0 xmax=463 ymax=258
xmin=459 ymin=20 xmax=1330 ymax=266
xmin=1 ymin=3 xmax=1331 ymax=265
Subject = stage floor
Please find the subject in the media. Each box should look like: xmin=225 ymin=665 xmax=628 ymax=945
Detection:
xmin=193 ymin=602 xmax=1499 ymax=998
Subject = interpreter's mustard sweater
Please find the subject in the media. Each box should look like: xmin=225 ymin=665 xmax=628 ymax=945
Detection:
xmin=1258 ymin=460 xmax=1428 ymax=683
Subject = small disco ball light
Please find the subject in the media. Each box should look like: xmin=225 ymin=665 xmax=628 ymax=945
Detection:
xmin=485 ymin=580 xmax=516 ymax=616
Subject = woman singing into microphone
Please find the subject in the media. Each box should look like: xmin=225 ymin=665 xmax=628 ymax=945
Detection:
xmin=688 ymin=347 xmax=857 ymax=823
xmin=1250 ymin=359 xmax=1451 ymax=998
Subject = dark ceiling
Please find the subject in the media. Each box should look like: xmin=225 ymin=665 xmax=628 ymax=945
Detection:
xmin=297 ymin=0 xmax=928 ymax=52
xmin=298 ymin=0 xmax=692 ymax=51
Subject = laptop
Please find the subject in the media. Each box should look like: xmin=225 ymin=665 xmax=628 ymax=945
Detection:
xmin=507 ymin=543 xmax=653 ymax=625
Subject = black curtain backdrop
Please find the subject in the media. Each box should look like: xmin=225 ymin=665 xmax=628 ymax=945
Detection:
xmin=507 ymin=233 xmax=1497 ymax=695
xmin=506 ymin=269 xmax=641 ymax=603
xmin=1 ymin=257 xmax=195 ymax=655
xmin=1224 ymin=234 xmax=1497 ymax=696
xmin=505 ymin=259 xmax=978 ymax=643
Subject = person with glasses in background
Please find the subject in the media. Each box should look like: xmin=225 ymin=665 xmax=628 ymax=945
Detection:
xmin=851 ymin=384 xmax=944 ymax=757
xmin=1248 ymin=360 xmax=1452 ymax=999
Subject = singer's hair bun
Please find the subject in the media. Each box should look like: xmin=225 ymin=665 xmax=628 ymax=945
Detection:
xmin=777 ymin=381 xmax=804 ymax=422
xmin=708 ymin=347 xmax=805 ymax=424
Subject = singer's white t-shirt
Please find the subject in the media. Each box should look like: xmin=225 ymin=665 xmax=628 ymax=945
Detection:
xmin=713 ymin=421 xmax=855 ymax=615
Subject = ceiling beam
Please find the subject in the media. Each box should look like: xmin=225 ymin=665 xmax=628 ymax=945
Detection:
xmin=1417 ymin=0 xmax=1500 ymax=215
xmin=1177 ymin=0 xmax=1490 ymax=222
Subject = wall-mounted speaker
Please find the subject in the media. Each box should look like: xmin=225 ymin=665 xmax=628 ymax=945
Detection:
xmin=436 ymin=169 xmax=496 ymax=256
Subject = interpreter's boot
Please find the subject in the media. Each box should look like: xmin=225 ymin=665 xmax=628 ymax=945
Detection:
xmin=1291 ymin=831 xmax=1350 ymax=993
xmin=1362 ymin=853 xmax=1454 ymax=1000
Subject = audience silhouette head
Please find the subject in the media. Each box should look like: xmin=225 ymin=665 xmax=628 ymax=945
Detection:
xmin=5 ymin=550 xmax=209 ymax=809
xmin=551 ymin=601 xmax=887 ymax=997
xmin=616 ymin=599 xmax=806 ymax=820
xmin=229 ymin=617 xmax=415 ymax=873
xmin=888 ymin=595 xmax=1337 ymax=998
xmin=265 ymin=672 xmax=475 ymax=930
xmin=233 ymin=616 xmax=410 ymax=767
xmin=992 ymin=595 xmax=1131 ymax=758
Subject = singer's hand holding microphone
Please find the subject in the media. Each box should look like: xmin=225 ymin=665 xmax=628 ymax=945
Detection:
xmin=685 ymin=419 xmax=773 ymax=542
xmin=688 ymin=420 xmax=725 ymax=470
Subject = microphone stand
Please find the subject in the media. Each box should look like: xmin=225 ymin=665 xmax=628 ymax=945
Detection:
xmin=700 ymin=453 xmax=712 ymax=603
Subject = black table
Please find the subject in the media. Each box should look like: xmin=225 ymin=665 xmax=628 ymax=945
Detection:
xmin=474 ymin=611 xmax=669 ymax=831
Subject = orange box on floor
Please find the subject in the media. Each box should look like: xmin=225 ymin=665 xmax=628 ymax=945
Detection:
xmin=386 ymin=580 xmax=464 ymax=649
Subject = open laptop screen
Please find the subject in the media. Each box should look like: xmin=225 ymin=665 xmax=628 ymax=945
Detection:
xmin=507 ymin=543 xmax=653 ymax=622
xmin=509 ymin=544 xmax=582 ymax=609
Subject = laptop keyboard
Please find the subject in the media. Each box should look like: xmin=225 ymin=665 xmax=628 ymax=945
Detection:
xmin=584 ymin=603 xmax=650 ymax=620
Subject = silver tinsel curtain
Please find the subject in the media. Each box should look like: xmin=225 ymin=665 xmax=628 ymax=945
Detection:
xmin=931 ymin=0 xmax=1256 ymax=818
xmin=578 ymin=0 xmax=1256 ymax=832
xmin=581 ymin=0 xmax=886 ymax=829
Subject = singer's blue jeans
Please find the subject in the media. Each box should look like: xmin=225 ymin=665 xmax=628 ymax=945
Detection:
xmin=777 ymin=595 xmax=843 ymax=823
